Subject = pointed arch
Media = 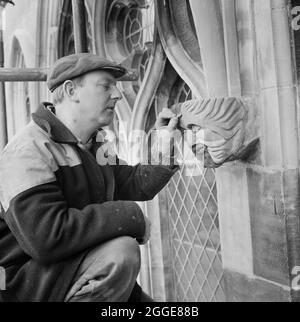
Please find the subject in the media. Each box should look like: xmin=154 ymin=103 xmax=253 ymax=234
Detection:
xmin=7 ymin=36 xmax=32 ymax=136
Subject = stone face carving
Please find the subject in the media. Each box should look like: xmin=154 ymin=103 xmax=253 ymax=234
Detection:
xmin=171 ymin=97 xmax=259 ymax=168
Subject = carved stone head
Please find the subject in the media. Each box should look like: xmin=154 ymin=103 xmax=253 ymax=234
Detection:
xmin=171 ymin=97 xmax=258 ymax=167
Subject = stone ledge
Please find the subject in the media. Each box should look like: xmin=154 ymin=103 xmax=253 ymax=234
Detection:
xmin=224 ymin=269 xmax=291 ymax=302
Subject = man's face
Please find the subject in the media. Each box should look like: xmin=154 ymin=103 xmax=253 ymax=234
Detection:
xmin=76 ymin=70 xmax=122 ymax=128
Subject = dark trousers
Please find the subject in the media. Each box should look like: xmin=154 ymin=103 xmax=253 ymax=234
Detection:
xmin=65 ymin=236 xmax=150 ymax=302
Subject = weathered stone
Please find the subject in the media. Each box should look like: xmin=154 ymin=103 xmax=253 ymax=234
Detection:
xmin=216 ymin=165 xmax=253 ymax=275
xmin=224 ymin=269 xmax=291 ymax=302
xmin=247 ymin=168 xmax=290 ymax=286
xmin=171 ymin=97 xmax=259 ymax=168
xmin=282 ymin=169 xmax=300 ymax=301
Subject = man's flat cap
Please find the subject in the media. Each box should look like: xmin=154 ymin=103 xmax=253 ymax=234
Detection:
xmin=47 ymin=53 xmax=127 ymax=92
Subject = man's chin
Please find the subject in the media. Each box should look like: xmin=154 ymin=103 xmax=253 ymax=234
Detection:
xmin=97 ymin=115 xmax=114 ymax=127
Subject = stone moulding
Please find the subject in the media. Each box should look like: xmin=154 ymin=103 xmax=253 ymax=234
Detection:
xmin=171 ymin=97 xmax=259 ymax=168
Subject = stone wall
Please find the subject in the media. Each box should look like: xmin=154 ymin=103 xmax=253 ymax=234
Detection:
xmin=216 ymin=0 xmax=298 ymax=302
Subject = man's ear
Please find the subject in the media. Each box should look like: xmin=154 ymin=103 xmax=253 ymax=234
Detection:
xmin=63 ymin=80 xmax=80 ymax=103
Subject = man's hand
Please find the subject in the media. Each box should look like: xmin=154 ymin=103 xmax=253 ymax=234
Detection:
xmin=155 ymin=108 xmax=181 ymax=132
xmin=152 ymin=108 xmax=181 ymax=167
xmin=138 ymin=215 xmax=151 ymax=245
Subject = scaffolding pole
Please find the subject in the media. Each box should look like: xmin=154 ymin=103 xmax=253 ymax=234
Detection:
xmin=0 ymin=68 xmax=138 ymax=82
xmin=0 ymin=5 xmax=8 ymax=150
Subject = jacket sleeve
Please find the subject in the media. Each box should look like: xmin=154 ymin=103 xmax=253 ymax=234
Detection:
xmin=91 ymin=130 xmax=179 ymax=202
xmin=113 ymin=161 xmax=179 ymax=201
xmin=0 ymin=143 xmax=145 ymax=266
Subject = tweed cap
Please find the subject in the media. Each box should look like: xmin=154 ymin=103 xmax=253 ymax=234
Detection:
xmin=47 ymin=53 xmax=127 ymax=92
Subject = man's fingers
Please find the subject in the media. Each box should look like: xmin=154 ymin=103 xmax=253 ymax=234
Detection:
xmin=156 ymin=109 xmax=176 ymax=125
xmin=156 ymin=108 xmax=181 ymax=130
xmin=167 ymin=115 xmax=181 ymax=131
xmin=160 ymin=108 xmax=176 ymax=118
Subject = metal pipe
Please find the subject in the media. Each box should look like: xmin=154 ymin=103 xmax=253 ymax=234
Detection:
xmin=0 ymin=5 xmax=8 ymax=150
xmin=0 ymin=68 xmax=48 ymax=82
xmin=71 ymin=0 xmax=88 ymax=53
xmin=0 ymin=68 xmax=139 ymax=82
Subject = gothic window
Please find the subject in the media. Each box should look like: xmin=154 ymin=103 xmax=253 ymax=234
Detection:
xmin=144 ymin=100 xmax=157 ymax=134
xmin=104 ymin=0 xmax=155 ymax=97
xmin=169 ymin=0 xmax=201 ymax=64
xmin=58 ymin=0 xmax=94 ymax=57
xmin=142 ymin=0 xmax=224 ymax=301
xmin=143 ymin=56 xmax=225 ymax=300
xmin=166 ymin=79 xmax=225 ymax=302
xmin=170 ymin=79 xmax=193 ymax=104
xmin=92 ymin=0 xmax=157 ymax=160
xmin=105 ymin=0 xmax=155 ymax=60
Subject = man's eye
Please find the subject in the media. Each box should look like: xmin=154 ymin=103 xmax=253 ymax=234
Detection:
xmin=98 ymin=84 xmax=110 ymax=91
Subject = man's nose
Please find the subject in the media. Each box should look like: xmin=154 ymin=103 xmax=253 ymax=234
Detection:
xmin=111 ymin=85 xmax=122 ymax=101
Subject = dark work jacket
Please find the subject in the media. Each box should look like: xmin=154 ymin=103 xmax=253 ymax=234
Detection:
xmin=0 ymin=103 xmax=178 ymax=302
